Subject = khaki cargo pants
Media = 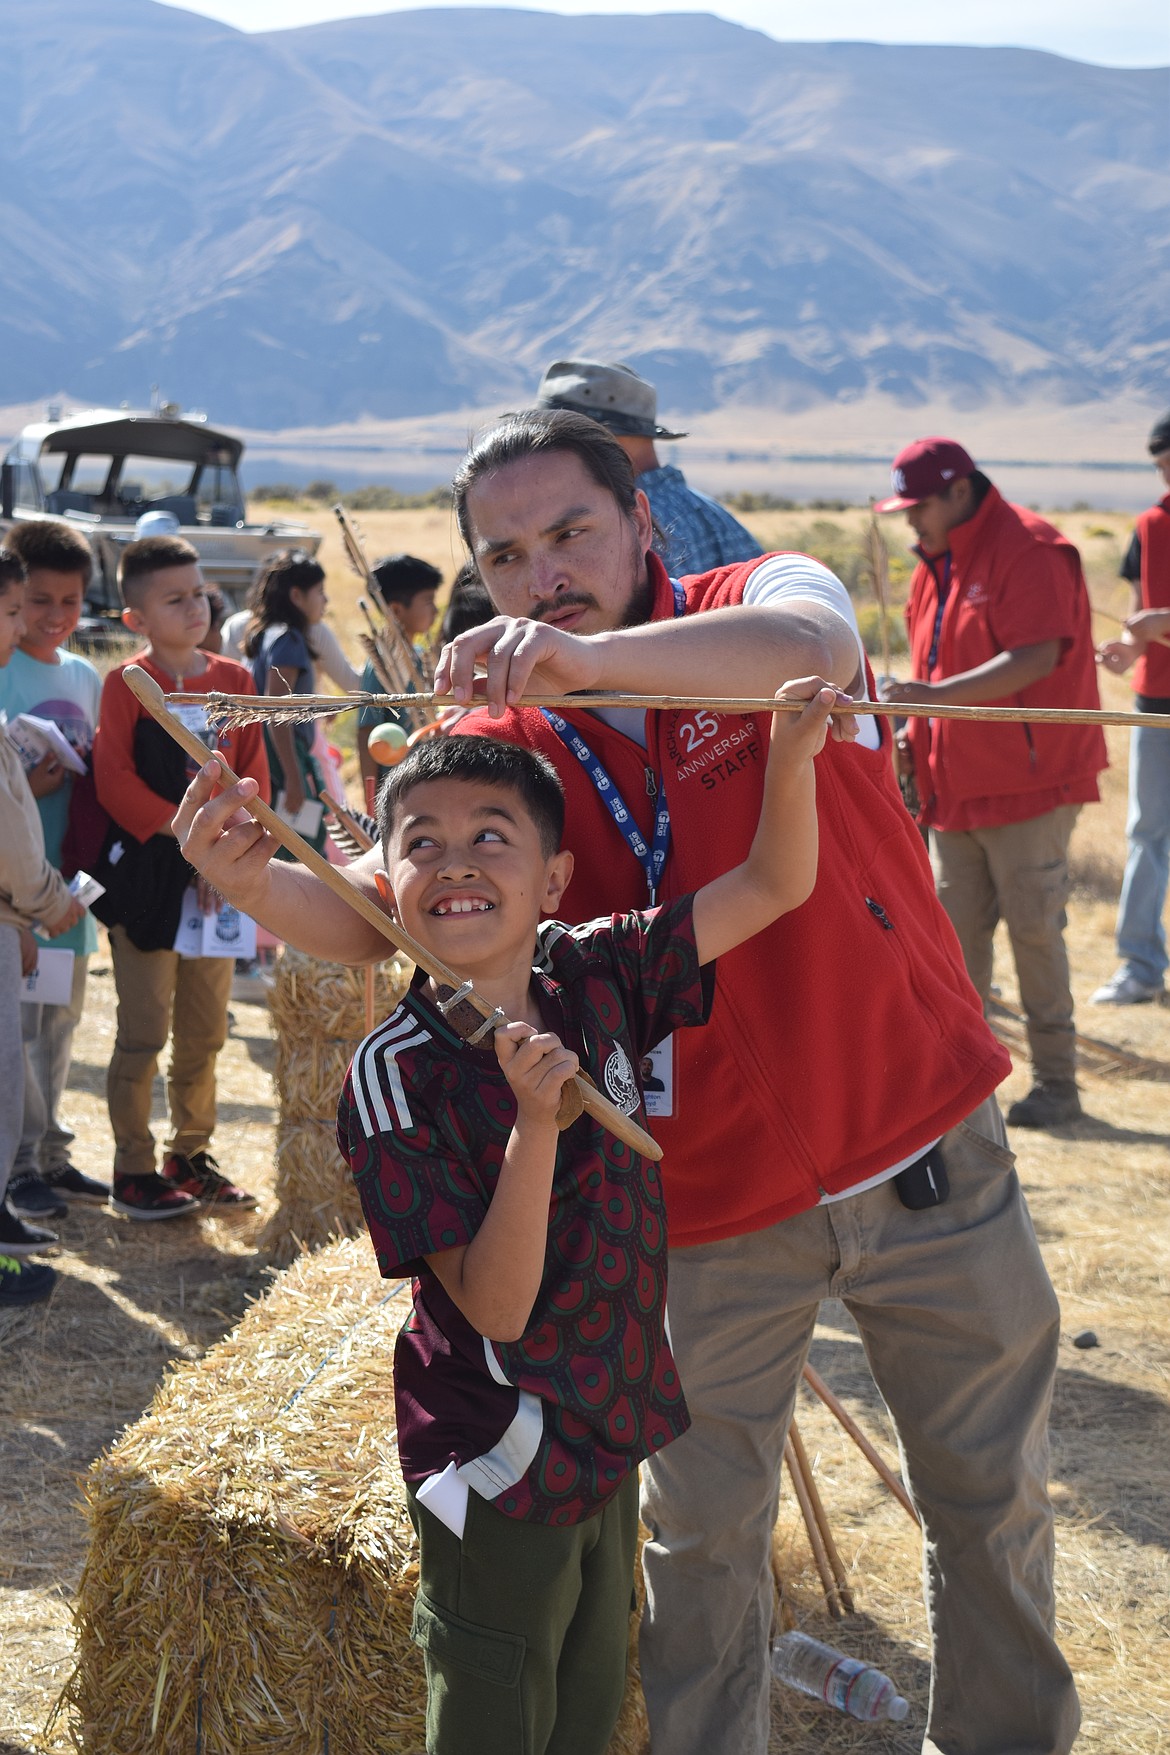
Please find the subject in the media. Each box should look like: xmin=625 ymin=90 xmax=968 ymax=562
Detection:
xmin=639 ymin=1097 xmax=1079 ymax=1755
xmin=106 ymin=925 xmax=233 ymax=1178
xmin=930 ymin=803 xmax=1081 ymax=1087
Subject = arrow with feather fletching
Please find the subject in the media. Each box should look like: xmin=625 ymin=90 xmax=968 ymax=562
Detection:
xmin=169 ymin=687 xmax=1170 ymax=734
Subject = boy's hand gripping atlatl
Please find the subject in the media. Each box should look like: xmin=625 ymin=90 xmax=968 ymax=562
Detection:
xmin=124 ymin=664 xmax=662 ymax=1162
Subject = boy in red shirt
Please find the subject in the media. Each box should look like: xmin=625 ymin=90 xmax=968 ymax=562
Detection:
xmin=334 ymin=687 xmax=835 ymax=1755
xmin=93 ymin=537 xmax=269 ymax=1218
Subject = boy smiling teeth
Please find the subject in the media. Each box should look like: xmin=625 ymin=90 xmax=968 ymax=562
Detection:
xmin=432 ymin=896 xmax=494 ymax=915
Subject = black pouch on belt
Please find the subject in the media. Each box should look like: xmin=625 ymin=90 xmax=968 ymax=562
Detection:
xmin=894 ymin=1143 xmax=950 ymax=1210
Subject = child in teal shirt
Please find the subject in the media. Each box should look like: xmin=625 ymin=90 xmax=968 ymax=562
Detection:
xmin=0 ymin=521 xmax=107 ymax=1216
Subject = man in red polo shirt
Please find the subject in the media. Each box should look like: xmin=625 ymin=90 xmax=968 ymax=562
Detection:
xmin=1093 ymin=409 xmax=1170 ymax=1005
xmin=175 ymin=411 xmax=1078 ymax=1755
xmin=879 ymin=436 xmax=1107 ymax=1129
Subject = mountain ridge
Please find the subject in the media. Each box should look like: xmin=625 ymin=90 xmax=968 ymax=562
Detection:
xmin=1 ymin=0 xmax=1166 ymax=427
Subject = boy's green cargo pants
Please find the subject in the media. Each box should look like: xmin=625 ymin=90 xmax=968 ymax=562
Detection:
xmin=407 ymin=1470 xmax=639 ymax=1755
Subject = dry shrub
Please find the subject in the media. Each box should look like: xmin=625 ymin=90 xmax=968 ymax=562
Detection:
xmin=261 ymin=949 xmax=412 ymax=1264
xmin=56 ymin=1239 xmax=650 ymax=1755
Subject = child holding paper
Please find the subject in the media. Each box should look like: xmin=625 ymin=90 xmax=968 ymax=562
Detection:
xmin=92 ymin=536 xmax=269 ymax=1219
xmin=0 ymin=518 xmax=106 ymax=1218
xmin=0 ymin=548 xmax=86 ymax=1300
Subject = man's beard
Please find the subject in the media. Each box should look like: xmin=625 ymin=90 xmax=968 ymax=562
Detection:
xmin=619 ymin=570 xmax=654 ymax=630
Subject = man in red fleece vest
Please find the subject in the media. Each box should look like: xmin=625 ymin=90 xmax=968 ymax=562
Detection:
xmin=175 ymin=411 xmax=1078 ymax=1755
xmin=879 ymin=436 xmax=1107 ymax=1130
xmin=1093 ymin=409 xmax=1170 ymax=1005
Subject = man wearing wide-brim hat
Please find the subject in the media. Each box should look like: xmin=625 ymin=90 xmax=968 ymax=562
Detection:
xmin=878 ymin=436 xmax=1107 ymax=1129
xmin=534 ymin=358 xmax=762 ymax=577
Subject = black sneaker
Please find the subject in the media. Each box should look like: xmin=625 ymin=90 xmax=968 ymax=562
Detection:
xmin=6 ymin=1171 xmax=69 ymax=1222
xmin=0 ymin=1201 xmax=61 ymax=1256
xmin=109 ymin=1174 xmax=199 ymax=1221
xmin=161 ymin=1150 xmax=258 ymax=1210
xmin=43 ymin=1164 xmax=112 ymax=1204
xmin=0 ymin=1253 xmax=58 ymax=1305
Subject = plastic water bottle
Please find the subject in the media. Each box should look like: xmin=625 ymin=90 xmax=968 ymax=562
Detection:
xmin=771 ymin=1630 xmax=909 ymax=1722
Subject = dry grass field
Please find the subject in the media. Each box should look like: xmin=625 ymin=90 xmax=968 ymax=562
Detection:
xmin=1 ymin=505 xmax=1167 ymax=1752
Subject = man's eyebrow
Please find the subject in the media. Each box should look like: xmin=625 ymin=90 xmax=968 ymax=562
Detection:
xmin=477 ymin=504 xmax=595 ymax=557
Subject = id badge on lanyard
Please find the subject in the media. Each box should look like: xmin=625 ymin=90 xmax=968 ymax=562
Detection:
xmin=539 ymin=580 xmax=685 ymax=906
xmin=539 ymin=581 xmax=685 ymax=1116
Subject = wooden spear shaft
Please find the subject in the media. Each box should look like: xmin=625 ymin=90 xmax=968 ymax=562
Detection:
xmin=172 ymin=688 xmax=1170 ymax=734
xmin=783 ymin=1430 xmax=847 ymax=1618
xmin=865 ymin=506 xmax=892 ymax=681
xmin=122 ymin=665 xmax=663 ymax=1163
xmin=334 ymin=501 xmax=435 ymax=727
xmin=786 ymin=1420 xmax=855 ymax=1615
xmin=356 ymin=596 xmax=432 ymax=733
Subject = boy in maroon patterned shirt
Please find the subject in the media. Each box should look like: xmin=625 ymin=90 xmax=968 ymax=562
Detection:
xmin=336 ymin=685 xmax=843 ymax=1755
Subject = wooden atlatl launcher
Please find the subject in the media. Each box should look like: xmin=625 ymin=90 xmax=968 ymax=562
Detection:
xmin=123 ymin=664 xmax=662 ymax=1163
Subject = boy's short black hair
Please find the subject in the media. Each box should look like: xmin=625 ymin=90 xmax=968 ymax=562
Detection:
xmin=372 ymin=553 xmax=442 ymax=609
xmin=3 ymin=517 xmax=93 ymax=586
xmin=119 ymin=535 xmax=201 ymax=607
xmin=377 ymin=736 xmax=565 ymax=860
xmin=0 ymin=548 xmax=28 ymax=592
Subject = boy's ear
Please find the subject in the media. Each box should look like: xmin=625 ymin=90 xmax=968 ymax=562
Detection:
xmin=121 ymin=604 xmax=146 ymax=637
xmin=540 ymin=849 xmax=574 ymax=917
xmin=373 ymin=868 xmax=397 ymax=917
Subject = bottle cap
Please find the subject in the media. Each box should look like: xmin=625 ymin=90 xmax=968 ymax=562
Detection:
xmin=889 ymin=1695 xmax=909 ymax=1721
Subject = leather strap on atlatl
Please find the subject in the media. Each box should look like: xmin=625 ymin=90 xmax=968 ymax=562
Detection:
xmin=434 ymin=980 xmax=593 ymax=1132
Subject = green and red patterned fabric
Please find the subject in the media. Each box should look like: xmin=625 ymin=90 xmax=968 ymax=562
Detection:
xmin=337 ymin=897 xmax=713 ymax=1525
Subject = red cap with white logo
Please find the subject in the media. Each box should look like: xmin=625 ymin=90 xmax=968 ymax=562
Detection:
xmin=875 ymin=436 xmax=977 ymax=512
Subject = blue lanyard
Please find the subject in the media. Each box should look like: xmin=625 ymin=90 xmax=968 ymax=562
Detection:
xmin=541 ymin=708 xmax=671 ymax=903
xmin=539 ymin=579 xmax=685 ymax=905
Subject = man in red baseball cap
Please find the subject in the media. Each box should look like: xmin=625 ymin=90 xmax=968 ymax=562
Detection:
xmin=879 ymin=437 xmax=1107 ymax=1129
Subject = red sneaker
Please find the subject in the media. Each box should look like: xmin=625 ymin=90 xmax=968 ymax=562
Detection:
xmin=110 ymin=1174 xmax=199 ymax=1221
xmin=161 ymin=1151 xmax=258 ymax=1210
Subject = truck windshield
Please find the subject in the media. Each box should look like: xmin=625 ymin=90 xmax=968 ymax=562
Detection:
xmin=192 ymin=460 xmax=245 ymax=526
xmin=116 ymin=456 xmax=197 ymax=512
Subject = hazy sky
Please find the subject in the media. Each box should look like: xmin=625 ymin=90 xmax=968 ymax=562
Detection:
xmin=157 ymin=0 xmax=1170 ymax=68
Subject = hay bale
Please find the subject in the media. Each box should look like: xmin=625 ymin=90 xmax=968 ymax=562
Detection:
xmin=262 ymin=949 xmax=413 ymax=1264
xmin=61 ymin=1238 xmax=650 ymax=1755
